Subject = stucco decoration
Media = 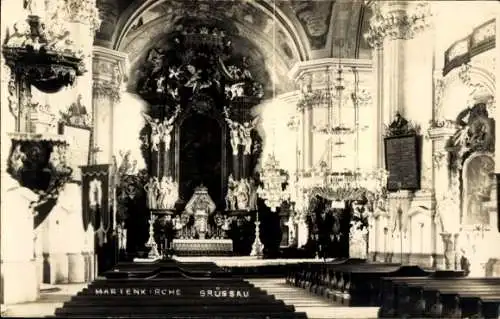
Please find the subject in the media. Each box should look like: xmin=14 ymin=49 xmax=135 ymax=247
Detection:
xmin=286 ymin=0 xmax=333 ymax=50
xmin=113 ymin=0 xmax=305 ymax=66
xmin=123 ymin=15 xmax=293 ymax=95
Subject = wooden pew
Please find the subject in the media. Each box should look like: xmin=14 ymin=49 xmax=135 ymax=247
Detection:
xmin=379 ymin=276 xmax=500 ymax=318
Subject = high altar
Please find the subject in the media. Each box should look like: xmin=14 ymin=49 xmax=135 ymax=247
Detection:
xmin=114 ymin=19 xmax=269 ymax=257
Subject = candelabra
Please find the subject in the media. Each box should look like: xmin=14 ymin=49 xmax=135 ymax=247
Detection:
xmin=257 ymin=154 xmax=289 ymax=212
xmin=250 ymin=214 xmax=263 ymax=257
xmin=145 ymin=215 xmax=160 ymax=259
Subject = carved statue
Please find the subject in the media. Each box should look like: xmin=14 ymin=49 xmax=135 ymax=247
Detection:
xmin=10 ymin=144 xmax=27 ymax=178
xmin=239 ymin=118 xmax=257 ymax=155
xmin=185 ymin=65 xmax=211 ymax=93
xmin=7 ymin=79 xmax=18 ymax=120
xmin=117 ymin=221 xmax=127 ymax=251
xmin=66 ymin=94 xmax=89 ymax=126
xmin=156 ymin=75 xmax=166 ymax=93
xmin=6 ymin=22 xmax=30 ymax=48
xmin=225 ymin=83 xmax=245 ymax=100
xmin=161 ymin=106 xmax=181 ymax=153
xmin=157 ymin=176 xmax=178 ymax=210
xmin=235 ymin=178 xmax=251 ymax=211
xmin=146 ymin=48 xmax=165 ymax=76
xmin=451 ymin=102 xmax=493 ymax=157
xmin=168 ymin=66 xmax=182 ymax=80
xmin=117 ymin=150 xmax=132 ymax=176
xmin=225 ymin=117 xmax=242 ymax=156
xmin=144 ymin=177 xmax=159 ymax=209
xmin=142 ymin=113 xmax=162 ymax=152
xmin=157 ymin=176 xmax=170 ymax=210
xmin=225 ymin=174 xmax=237 ymax=211
xmin=388 ymin=112 xmax=409 ymax=135
xmin=248 ymin=178 xmax=258 ymax=211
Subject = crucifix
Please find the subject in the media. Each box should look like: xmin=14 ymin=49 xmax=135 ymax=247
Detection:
xmin=90 ymin=146 xmax=102 ymax=165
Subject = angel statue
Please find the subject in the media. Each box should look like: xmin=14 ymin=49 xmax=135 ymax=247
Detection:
xmin=239 ymin=117 xmax=258 ymax=155
xmin=161 ymin=106 xmax=181 ymax=153
xmin=117 ymin=150 xmax=132 ymax=176
xmin=142 ymin=113 xmax=162 ymax=152
xmin=185 ymin=65 xmax=211 ymax=94
xmin=225 ymin=117 xmax=242 ymax=156
xmin=146 ymin=48 xmax=165 ymax=76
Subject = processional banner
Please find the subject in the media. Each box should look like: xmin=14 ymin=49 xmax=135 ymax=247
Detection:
xmin=80 ymin=165 xmax=111 ymax=242
xmin=60 ymin=124 xmax=91 ymax=182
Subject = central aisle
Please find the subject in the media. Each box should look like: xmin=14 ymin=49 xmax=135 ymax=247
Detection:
xmin=248 ymin=278 xmax=379 ymax=319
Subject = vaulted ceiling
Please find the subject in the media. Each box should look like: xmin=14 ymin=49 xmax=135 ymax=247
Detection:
xmin=95 ymin=0 xmax=372 ymax=93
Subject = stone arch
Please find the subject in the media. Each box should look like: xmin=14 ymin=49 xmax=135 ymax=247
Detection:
xmin=438 ymin=63 xmax=495 ymax=121
xmin=110 ymin=0 xmax=310 ymax=62
xmin=461 ymin=152 xmax=495 ymax=226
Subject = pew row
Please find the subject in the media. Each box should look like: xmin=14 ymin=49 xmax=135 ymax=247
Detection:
xmin=379 ymin=276 xmax=500 ymax=318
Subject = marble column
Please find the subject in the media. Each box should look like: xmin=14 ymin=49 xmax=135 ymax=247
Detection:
xmin=365 ymin=1 xmax=433 ymax=263
xmin=495 ymin=8 xmax=500 ymax=232
xmin=92 ymin=46 xmax=128 ymax=165
xmin=64 ymin=0 xmax=101 ymax=282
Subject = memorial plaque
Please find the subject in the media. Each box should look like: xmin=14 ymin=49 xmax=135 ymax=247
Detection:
xmin=384 ymin=135 xmax=421 ymax=191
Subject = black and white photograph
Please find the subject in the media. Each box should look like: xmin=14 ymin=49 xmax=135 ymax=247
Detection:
xmin=0 ymin=0 xmax=499 ymax=318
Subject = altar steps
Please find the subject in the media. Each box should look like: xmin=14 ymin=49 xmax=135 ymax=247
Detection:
xmin=53 ymin=260 xmax=308 ymax=318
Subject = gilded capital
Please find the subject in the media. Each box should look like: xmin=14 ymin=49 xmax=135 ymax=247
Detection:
xmin=364 ymin=1 xmax=432 ymax=48
xmin=92 ymin=46 xmax=128 ymax=103
xmin=92 ymin=79 xmax=120 ymax=103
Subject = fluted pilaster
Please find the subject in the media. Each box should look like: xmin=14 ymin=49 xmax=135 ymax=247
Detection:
xmin=92 ymin=46 xmax=128 ymax=165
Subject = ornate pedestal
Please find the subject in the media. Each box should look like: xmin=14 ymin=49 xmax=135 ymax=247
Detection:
xmin=171 ymin=185 xmax=234 ymax=256
xmin=172 ymin=239 xmax=233 ymax=256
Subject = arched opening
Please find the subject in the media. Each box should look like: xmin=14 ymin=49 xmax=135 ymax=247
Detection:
xmin=178 ymin=112 xmax=225 ymax=207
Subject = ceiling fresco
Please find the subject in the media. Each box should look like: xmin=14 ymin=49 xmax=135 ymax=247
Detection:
xmin=96 ymin=0 xmax=372 ymax=93
xmin=98 ymin=0 xmax=371 ymax=58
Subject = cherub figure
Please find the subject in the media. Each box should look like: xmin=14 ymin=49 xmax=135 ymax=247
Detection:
xmin=168 ymin=67 xmax=182 ymax=79
xmin=185 ymin=65 xmax=202 ymax=93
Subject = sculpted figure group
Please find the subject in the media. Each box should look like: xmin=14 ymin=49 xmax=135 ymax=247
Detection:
xmin=224 ymin=113 xmax=258 ymax=156
xmin=144 ymin=176 xmax=179 ymax=210
xmin=142 ymin=106 xmax=181 ymax=153
xmin=225 ymin=174 xmax=258 ymax=212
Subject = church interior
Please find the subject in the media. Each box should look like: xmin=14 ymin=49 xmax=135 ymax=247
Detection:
xmin=1 ymin=0 xmax=499 ymax=318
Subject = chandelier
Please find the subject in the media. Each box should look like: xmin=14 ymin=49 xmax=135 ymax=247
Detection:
xmin=296 ymin=39 xmax=388 ymax=201
xmin=257 ymin=154 xmax=289 ymax=212
xmin=256 ymin=4 xmax=290 ymax=213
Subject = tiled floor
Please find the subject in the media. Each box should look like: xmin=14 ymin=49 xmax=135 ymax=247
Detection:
xmin=2 ymin=284 xmax=87 ymax=318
